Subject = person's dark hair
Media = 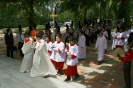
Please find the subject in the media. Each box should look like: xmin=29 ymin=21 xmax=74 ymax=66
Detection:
xmin=56 ymin=34 xmax=61 ymax=39
xmin=45 ymin=35 xmax=51 ymax=40
xmin=68 ymin=37 xmax=74 ymax=41
xmin=6 ymin=28 xmax=10 ymax=33
xmin=127 ymin=33 xmax=133 ymax=48
xmin=18 ymin=25 xmax=22 ymax=31
xmin=102 ymin=27 xmax=105 ymax=29
xmin=24 ymin=31 xmax=31 ymax=37
xmin=29 ymin=26 xmax=33 ymax=31
xmin=32 ymin=23 xmax=36 ymax=29
xmin=99 ymin=31 xmax=103 ymax=35
xmin=79 ymin=30 xmax=84 ymax=34
xmin=36 ymin=33 xmax=42 ymax=39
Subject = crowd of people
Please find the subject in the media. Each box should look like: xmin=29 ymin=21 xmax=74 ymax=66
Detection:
xmin=4 ymin=20 xmax=133 ymax=87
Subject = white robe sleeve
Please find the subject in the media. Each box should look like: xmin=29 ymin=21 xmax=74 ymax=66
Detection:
xmin=104 ymin=38 xmax=107 ymax=49
xmin=81 ymin=36 xmax=86 ymax=47
xmin=21 ymin=38 xmax=33 ymax=54
xmin=95 ymin=37 xmax=99 ymax=48
xmin=73 ymin=45 xmax=78 ymax=57
xmin=35 ymin=40 xmax=44 ymax=51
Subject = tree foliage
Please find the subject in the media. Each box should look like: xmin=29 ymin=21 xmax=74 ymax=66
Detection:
xmin=0 ymin=0 xmax=133 ymax=29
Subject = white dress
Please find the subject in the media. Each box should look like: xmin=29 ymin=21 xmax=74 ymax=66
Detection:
xmin=78 ymin=35 xmax=86 ymax=59
xmin=95 ymin=37 xmax=107 ymax=61
xmin=30 ymin=39 xmax=57 ymax=77
xmin=20 ymin=37 xmax=34 ymax=73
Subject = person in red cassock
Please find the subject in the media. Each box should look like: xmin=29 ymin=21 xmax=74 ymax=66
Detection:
xmin=118 ymin=35 xmax=133 ymax=88
xmin=65 ymin=37 xmax=79 ymax=81
xmin=52 ymin=34 xmax=66 ymax=76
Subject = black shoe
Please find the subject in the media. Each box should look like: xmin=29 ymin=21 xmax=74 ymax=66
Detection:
xmin=74 ymin=74 xmax=80 ymax=80
xmin=98 ymin=61 xmax=102 ymax=65
xmin=64 ymin=77 xmax=71 ymax=81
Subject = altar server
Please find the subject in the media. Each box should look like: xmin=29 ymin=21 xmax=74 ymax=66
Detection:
xmin=65 ymin=37 xmax=79 ymax=81
xmin=52 ymin=34 xmax=66 ymax=76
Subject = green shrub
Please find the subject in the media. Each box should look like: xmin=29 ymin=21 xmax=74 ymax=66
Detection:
xmin=14 ymin=28 xmax=19 ymax=33
xmin=2 ymin=28 xmax=7 ymax=34
xmin=36 ymin=25 xmax=45 ymax=30
xmin=25 ymin=27 xmax=29 ymax=32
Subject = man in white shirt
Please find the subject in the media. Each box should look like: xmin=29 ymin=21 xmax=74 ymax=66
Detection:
xmin=16 ymin=30 xmax=24 ymax=57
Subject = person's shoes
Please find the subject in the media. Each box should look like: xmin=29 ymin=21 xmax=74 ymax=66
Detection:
xmin=105 ymin=49 xmax=107 ymax=53
xmin=64 ymin=77 xmax=71 ymax=81
xmin=101 ymin=60 xmax=104 ymax=63
xmin=98 ymin=61 xmax=102 ymax=65
xmin=23 ymin=71 xmax=28 ymax=73
xmin=44 ymin=74 xmax=50 ymax=78
xmin=74 ymin=74 xmax=80 ymax=80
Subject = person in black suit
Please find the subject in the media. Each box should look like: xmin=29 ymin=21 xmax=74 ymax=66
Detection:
xmin=4 ymin=28 xmax=14 ymax=58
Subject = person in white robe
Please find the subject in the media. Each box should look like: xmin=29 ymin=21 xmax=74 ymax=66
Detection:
xmin=124 ymin=27 xmax=132 ymax=42
xmin=52 ymin=34 xmax=66 ymax=76
xmin=95 ymin=32 xmax=107 ymax=65
xmin=77 ymin=30 xmax=86 ymax=59
xmin=65 ymin=37 xmax=79 ymax=81
xmin=30 ymin=33 xmax=57 ymax=77
xmin=20 ymin=31 xmax=34 ymax=73
xmin=112 ymin=29 xmax=119 ymax=50
xmin=45 ymin=35 xmax=55 ymax=66
xmin=115 ymin=28 xmax=125 ymax=49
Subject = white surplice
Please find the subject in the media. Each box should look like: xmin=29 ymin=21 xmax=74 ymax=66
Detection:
xmin=115 ymin=32 xmax=125 ymax=47
xmin=124 ymin=30 xmax=131 ymax=42
xmin=20 ymin=37 xmax=34 ymax=73
xmin=66 ymin=44 xmax=78 ymax=66
xmin=46 ymin=41 xmax=53 ymax=56
xmin=77 ymin=35 xmax=86 ymax=59
xmin=52 ymin=41 xmax=66 ymax=62
xmin=30 ymin=39 xmax=57 ymax=77
xmin=95 ymin=36 xmax=107 ymax=61
xmin=102 ymin=31 xmax=108 ymax=39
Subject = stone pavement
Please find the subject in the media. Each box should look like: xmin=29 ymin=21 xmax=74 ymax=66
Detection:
xmin=0 ymin=54 xmax=86 ymax=88
xmin=0 ymin=28 xmax=133 ymax=88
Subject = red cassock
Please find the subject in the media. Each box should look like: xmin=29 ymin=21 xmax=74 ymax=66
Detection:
xmin=65 ymin=55 xmax=78 ymax=76
xmin=65 ymin=44 xmax=79 ymax=76
xmin=65 ymin=65 xmax=78 ymax=76
xmin=54 ymin=48 xmax=64 ymax=70
xmin=119 ymin=49 xmax=133 ymax=62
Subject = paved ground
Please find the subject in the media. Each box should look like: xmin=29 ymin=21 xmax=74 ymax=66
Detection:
xmin=0 ymin=28 xmax=133 ymax=88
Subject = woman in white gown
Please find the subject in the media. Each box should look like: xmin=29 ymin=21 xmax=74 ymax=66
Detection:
xmin=30 ymin=33 xmax=57 ymax=77
xmin=20 ymin=31 xmax=34 ymax=73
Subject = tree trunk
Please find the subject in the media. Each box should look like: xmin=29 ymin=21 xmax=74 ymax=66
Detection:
xmin=117 ymin=0 xmax=131 ymax=29
xmin=83 ymin=1 xmax=89 ymax=22
xmin=27 ymin=0 xmax=34 ymax=26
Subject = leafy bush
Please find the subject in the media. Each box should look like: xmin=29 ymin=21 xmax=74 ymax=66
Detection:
xmin=36 ymin=25 xmax=45 ymax=30
xmin=2 ymin=28 xmax=7 ymax=34
xmin=25 ymin=27 xmax=29 ymax=32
